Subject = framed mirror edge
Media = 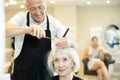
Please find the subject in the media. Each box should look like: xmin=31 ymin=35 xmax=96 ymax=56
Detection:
xmin=100 ymin=23 xmax=120 ymax=54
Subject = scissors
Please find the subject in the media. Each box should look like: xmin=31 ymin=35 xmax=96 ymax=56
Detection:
xmin=44 ymin=28 xmax=70 ymax=39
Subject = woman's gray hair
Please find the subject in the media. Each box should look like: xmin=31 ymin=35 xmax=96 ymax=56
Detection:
xmin=48 ymin=47 xmax=80 ymax=74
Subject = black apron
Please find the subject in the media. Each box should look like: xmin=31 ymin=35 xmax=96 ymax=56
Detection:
xmin=12 ymin=12 xmax=52 ymax=80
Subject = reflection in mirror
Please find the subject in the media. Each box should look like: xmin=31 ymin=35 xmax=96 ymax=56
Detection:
xmin=104 ymin=24 xmax=120 ymax=49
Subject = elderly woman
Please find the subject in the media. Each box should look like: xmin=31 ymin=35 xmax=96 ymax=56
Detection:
xmin=47 ymin=46 xmax=83 ymax=80
xmin=83 ymin=36 xmax=110 ymax=80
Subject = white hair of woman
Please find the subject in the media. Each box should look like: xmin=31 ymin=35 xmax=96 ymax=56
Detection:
xmin=48 ymin=47 xmax=80 ymax=74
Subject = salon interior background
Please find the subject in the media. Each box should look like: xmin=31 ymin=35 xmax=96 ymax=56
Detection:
xmin=5 ymin=0 xmax=120 ymax=79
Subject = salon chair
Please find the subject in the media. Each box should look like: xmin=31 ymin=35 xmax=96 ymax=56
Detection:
xmin=82 ymin=53 xmax=115 ymax=75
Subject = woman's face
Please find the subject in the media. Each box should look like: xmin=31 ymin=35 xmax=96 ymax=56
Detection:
xmin=26 ymin=0 xmax=46 ymax=24
xmin=53 ymin=52 xmax=74 ymax=77
xmin=91 ymin=37 xmax=98 ymax=46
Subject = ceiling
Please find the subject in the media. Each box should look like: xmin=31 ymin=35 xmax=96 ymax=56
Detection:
xmin=4 ymin=0 xmax=120 ymax=7
xmin=47 ymin=0 xmax=120 ymax=6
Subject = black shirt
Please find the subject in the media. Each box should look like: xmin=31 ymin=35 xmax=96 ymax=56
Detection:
xmin=48 ymin=75 xmax=84 ymax=80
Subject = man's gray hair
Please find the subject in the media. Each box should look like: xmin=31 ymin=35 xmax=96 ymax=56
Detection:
xmin=25 ymin=0 xmax=47 ymax=8
xmin=25 ymin=0 xmax=46 ymax=3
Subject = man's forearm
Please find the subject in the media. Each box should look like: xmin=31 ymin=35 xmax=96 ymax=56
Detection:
xmin=6 ymin=23 xmax=31 ymax=37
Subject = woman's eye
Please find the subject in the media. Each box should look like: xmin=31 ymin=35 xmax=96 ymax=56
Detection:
xmin=54 ymin=58 xmax=59 ymax=63
xmin=63 ymin=58 xmax=68 ymax=61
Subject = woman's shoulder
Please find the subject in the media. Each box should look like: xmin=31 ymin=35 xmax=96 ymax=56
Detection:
xmin=48 ymin=75 xmax=59 ymax=80
xmin=98 ymin=46 xmax=104 ymax=51
xmin=73 ymin=76 xmax=84 ymax=80
xmin=48 ymin=75 xmax=84 ymax=80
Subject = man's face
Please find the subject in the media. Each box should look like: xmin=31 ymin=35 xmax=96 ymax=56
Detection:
xmin=26 ymin=0 xmax=46 ymax=24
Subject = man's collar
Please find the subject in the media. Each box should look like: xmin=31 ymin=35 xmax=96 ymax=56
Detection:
xmin=29 ymin=14 xmax=47 ymax=26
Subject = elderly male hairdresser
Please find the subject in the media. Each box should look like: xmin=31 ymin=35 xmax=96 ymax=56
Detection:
xmin=6 ymin=0 xmax=76 ymax=80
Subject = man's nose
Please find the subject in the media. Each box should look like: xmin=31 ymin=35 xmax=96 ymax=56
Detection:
xmin=35 ymin=8 xmax=41 ymax=14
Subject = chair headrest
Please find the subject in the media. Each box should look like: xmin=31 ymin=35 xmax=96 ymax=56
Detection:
xmin=104 ymin=53 xmax=112 ymax=60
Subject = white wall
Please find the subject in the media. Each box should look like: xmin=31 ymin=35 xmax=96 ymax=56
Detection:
xmin=53 ymin=5 xmax=77 ymax=41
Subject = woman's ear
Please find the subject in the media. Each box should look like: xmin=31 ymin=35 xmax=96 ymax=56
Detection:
xmin=72 ymin=61 xmax=75 ymax=70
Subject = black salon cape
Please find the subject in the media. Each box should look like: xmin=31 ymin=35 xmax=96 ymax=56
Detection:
xmin=48 ymin=75 xmax=84 ymax=80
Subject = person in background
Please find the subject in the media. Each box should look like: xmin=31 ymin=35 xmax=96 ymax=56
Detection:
xmin=6 ymin=0 xmax=75 ymax=80
xmin=105 ymin=25 xmax=118 ymax=48
xmin=116 ymin=28 xmax=120 ymax=46
xmin=47 ymin=45 xmax=83 ymax=80
xmin=83 ymin=36 xmax=110 ymax=80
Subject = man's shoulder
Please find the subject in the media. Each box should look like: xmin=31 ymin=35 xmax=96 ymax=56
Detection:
xmin=47 ymin=14 xmax=60 ymax=23
xmin=17 ymin=11 xmax=28 ymax=15
xmin=9 ymin=12 xmax=27 ymax=20
xmin=47 ymin=14 xmax=56 ymax=21
xmin=8 ymin=12 xmax=28 ymax=25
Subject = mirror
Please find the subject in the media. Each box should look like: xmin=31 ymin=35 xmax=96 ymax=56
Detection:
xmin=102 ymin=24 xmax=120 ymax=52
